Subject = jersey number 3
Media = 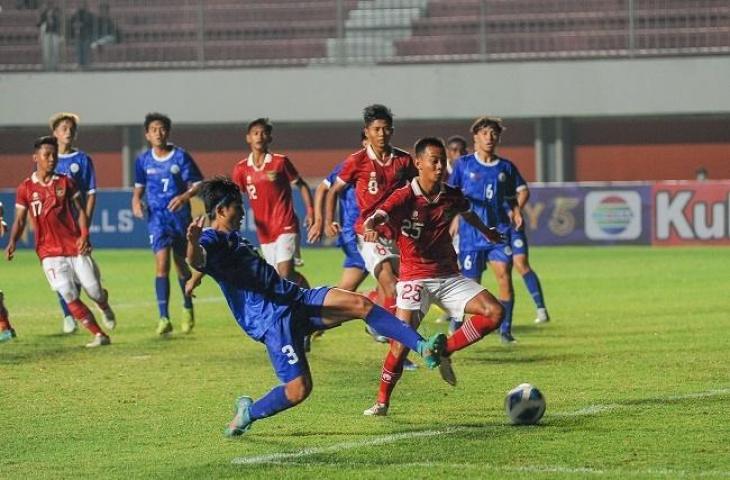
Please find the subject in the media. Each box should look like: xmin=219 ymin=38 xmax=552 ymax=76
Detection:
xmin=281 ymin=345 xmax=299 ymax=365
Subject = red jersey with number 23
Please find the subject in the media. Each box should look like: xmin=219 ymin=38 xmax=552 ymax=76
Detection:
xmin=232 ymin=153 xmax=300 ymax=244
xmin=337 ymin=145 xmax=416 ymax=235
xmin=375 ymin=178 xmax=471 ymax=281
xmin=15 ymin=173 xmax=82 ymax=260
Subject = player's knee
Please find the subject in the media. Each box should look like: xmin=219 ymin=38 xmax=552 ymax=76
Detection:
xmin=353 ymin=293 xmax=373 ymax=318
xmin=58 ymin=285 xmax=79 ymax=304
xmin=285 ymin=378 xmax=312 ymax=405
xmin=84 ymin=283 xmax=104 ymax=303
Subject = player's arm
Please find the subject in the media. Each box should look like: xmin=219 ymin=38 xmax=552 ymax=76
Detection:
xmin=362 ymin=209 xmax=388 ymax=243
xmin=185 ymin=270 xmax=205 ymax=297
xmin=5 ymin=205 xmax=28 ymax=261
xmin=186 ymin=216 xmax=207 ymax=270
xmin=461 ymin=210 xmax=503 ymax=243
xmin=84 ymin=156 xmax=98 ymax=220
xmin=512 ymin=187 xmax=529 ymax=230
xmin=0 ymin=202 xmax=6 ymax=237
xmin=132 ymin=186 xmax=145 ymax=218
xmin=72 ymin=193 xmax=91 ymax=255
xmin=168 ymin=182 xmax=202 ymax=213
xmin=324 ymin=180 xmax=345 ymax=237
xmin=307 ymin=181 xmax=329 ymax=244
xmin=85 ymin=193 xmax=96 ymax=223
xmin=292 ymin=177 xmax=314 ymax=228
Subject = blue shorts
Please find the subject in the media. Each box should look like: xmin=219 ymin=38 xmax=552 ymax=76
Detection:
xmin=148 ymin=211 xmax=189 ymax=256
xmin=341 ymin=237 xmax=367 ymax=271
xmin=262 ymin=286 xmax=331 ymax=383
xmin=460 ymin=242 xmax=512 ymax=281
xmin=509 ymin=228 xmax=529 ymax=256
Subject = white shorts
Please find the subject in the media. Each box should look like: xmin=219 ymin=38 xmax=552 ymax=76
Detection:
xmin=41 ymin=255 xmax=103 ymax=303
xmin=396 ymin=275 xmax=485 ymax=318
xmin=357 ymin=234 xmax=399 ymax=279
xmin=261 ymin=233 xmax=298 ymax=268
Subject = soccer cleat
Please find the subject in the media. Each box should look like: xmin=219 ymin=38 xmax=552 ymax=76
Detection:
xmin=365 ymin=325 xmax=388 ymax=343
xmin=303 ymin=335 xmax=312 ymax=353
xmin=534 ymin=308 xmax=550 ymax=324
xmin=448 ymin=317 xmax=463 ymax=336
xmin=62 ymin=315 xmax=77 ymax=334
xmin=500 ymin=332 xmax=517 ymax=344
xmin=225 ymin=396 xmax=254 ymax=437
xmin=85 ymin=334 xmax=111 ymax=348
xmin=0 ymin=329 xmax=15 ymax=343
xmin=181 ymin=307 xmax=195 ymax=334
xmin=419 ymin=333 xmax=447 ymax=369
xmin=363 ymin=402 xmax=389 ymax=416
xmin=100 ymin=307 xmax=116 ymax=331
xmin=438 ymin=355 xmax=457 ymax=386
xmin=403 ymin=357 xmax=418 ymax=372
xmin=156 ymin=317 xmax=173 ymax=336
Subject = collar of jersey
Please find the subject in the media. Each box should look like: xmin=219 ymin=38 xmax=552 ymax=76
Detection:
xmin=473 ymin=152 xmax=501 ymax=167
xmin=366 ymin=145 xmax=394 ymax=166
xmin=58 ymin=149 xmax=80 ymax=159
xmin=410 ymin=177 xmax=442 ymax=204
xmin=152 ymin=146 xmax=176 ymax=162
xmin=247 ymin=152 xmax=272 ymax=171
xmin=31 ymin=171 xmax=59 ymax=185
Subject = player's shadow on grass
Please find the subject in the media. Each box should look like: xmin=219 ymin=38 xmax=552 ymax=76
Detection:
xmin=460 ymin=351 xmax=582 ymax=365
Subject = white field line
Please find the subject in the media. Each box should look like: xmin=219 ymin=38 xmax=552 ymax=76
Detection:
xmin=232 ymin=388 xmax=730 ymax=473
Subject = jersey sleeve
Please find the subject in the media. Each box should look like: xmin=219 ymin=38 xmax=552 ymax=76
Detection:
xmin=448 ymin=158 xmax=464 ymax=188
xmin=336 ymin=155 xmax=358 ymax=185
xmin=15 ymin=182 xmax=28 ymax=210
xmin=82 ymin=155 xmax=97 ymax=195
xmin=377 ymin=186 xmax=410 ymax=227
xmin=134 ymin=156 xmax=146 ymax=188
xmin=282 ymin=156 xmax=300 ymax=183
xmin=512 ymin=163 xmax=527 ymax=191
xmin=323 ymin=162 xmax=343 ymax=188
xmin=181 ymin=151 xmax=203 ymax=185
xmin=197 ymin=229 xmax=225 ymax=272
xmin=231 ymin=163 xmax=245 ymax=192
xmin=452 ymin=188 xmax=471 ymax=213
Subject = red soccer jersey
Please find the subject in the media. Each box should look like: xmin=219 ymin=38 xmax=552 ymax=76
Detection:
xmin=376 ymin=179 xmax=471 ymax=281
xmin=15 ymin=173 xmax=82 ymax=260
xmin=231 ymin=152 xmax=300 ymax=244
xmin=337 ymin=145 xmax=416 ymax=235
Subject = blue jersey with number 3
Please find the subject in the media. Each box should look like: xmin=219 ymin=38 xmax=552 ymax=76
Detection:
xmin=449 ymin=154 xmax=526 ymax=251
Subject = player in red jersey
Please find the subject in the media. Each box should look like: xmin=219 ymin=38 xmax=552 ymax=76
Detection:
xmin=361 ymin=137 xmax=505 ymax=416
xmin=232 ymin=118 xmax=313 ymax=285
xmin=324 ymin=104 xmax=415 ymax=314
xmin=0 ymin=201 xmax=15 ymax=342
xmin=4 ymin=136 xmax=114 ymax=348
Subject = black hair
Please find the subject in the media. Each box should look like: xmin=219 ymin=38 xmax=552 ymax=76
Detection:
xmin=446 ymin=135 xmax=468 ymax=153
xmin=34 ymin=135 xmax=58 ymax=151
xmin=363 ymin=104 xmax=393 ymax=127
xmin=413 ymin=137 xmax=446 ymax=158
xmin=470 ymin=116 xmax=504 ymax=135
xmin=247 ymin=117 xmax=273 ymax=135
xmin=198 ymin=176 xmax=242 ymax=220
xmin=144 ymin=112 xmax=172 ymax=132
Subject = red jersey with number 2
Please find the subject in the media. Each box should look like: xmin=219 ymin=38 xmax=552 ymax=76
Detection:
xmin=232 ymin=153 xmax=300 ymax=244
xmin=15 ymin=173 xmax=82 ymax=260
xmin=375 ymin=179 xmax=471 ymax=281
xmin=336 ymin=145 xmax=416 ymax=235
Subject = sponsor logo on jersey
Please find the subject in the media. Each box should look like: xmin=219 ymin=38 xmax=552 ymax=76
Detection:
xmin=585 ymin=191 xmax=642 ymax=240
xmin=170 ymin=165 xmax=181 ymax=175
xmin=70 ymin=163 xmax=80 ymax=174
xmin=266 ymin=171 xmax=277 ymax=182
xmin=498 ymin=172 xmax=507 ymax=182
xmin=55 ymin=187 xmax=65 ymax=197
xmin=146 ymin=168 xmax=157 ymax=174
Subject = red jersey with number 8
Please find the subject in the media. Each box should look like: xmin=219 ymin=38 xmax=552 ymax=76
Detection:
xmin=374 ymin=179 xmax=470 ymax=280
xmin=15 ymin=173 xmax=82 ymax=260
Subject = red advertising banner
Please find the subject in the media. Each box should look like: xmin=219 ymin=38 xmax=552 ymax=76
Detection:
xmin=652 ymin=181 xmax=730 ymax=246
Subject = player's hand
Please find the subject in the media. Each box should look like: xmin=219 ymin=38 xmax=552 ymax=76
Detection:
xmin=167 ymin=194 xmax=187 ymax=213
xmin=187 ymin=216 xmax=205 ymax=243
xmin=483 ymin=227 xmax=504 ymax=244
xmin=185 ymin=275 xmax=202 ymax=297
xmin=512 ymin=210 xmax=524 ymax=230
xmin=325 ymin=221 xmax=341 ymax=238
xmin=77 ymin=236 xmax=91 ymax=255
xmin=6 ymin=241 xmax=16 ymax=261
xmin=0 ymin=220 xmax=7 ymax=237
xmin=303 ymin=212 xmax=313 ymax=229
xmin=132 ymin=198 xmax=145 ymax=219
xmin=307 ymin=219 xmax=322 ymax=244
xmin=363 ymin=229 xmax=379 ymax=243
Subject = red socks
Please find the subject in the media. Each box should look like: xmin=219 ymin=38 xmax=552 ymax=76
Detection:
xmin=0 ymin=307 xmax=11 ymax=331
xmin=377 ymin=347 xmax=407 ymax=405
xmin=445 ymin=314 xmax=499 ymax=355
xmin=67 ymin=299 xmax=104 ymax=336
xmin=383 ymin=296 xmax=397 ymax=315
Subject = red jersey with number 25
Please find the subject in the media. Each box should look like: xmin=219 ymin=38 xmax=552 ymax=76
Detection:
xmin=232 ymin=153 xmax=300 ymax=244
xmin=15 ymin=173 xmax=82 ymax=260
xmin=336 ymin=145 xmax=416 ymax=235
xmin=375 ymin=179 xmax=471 ymax=281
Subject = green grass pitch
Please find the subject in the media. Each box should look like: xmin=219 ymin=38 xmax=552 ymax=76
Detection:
xmin=1 ymin=246 xmax=728 ymax=479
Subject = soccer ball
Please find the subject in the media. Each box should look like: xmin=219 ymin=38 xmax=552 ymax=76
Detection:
xmin=505 ymin=383 xmax=546 ymax=425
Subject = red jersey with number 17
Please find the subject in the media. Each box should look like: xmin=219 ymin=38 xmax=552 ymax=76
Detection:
xmin=15 ymin=173 xmax=82 ymax=260
xmin=232 ymin=152 xmax=301 ymax=244
xmin=336 ymin=145 xmax=416 ymax=235
xmin=374 ymin=179 xmax=471 ymax=281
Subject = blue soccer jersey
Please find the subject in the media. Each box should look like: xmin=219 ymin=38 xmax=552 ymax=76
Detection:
xmin=55 ymin=149 xmax=96 ymax=202
xmin=324 ymin=162 xmax=360 ymax=245
xmin=449 ymin=153 xmax=526 ymax=252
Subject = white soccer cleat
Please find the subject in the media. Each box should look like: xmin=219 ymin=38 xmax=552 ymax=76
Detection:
xmin=100 ymin=307 xmax=116 ymax=331
xmin=534 ymin=308 xmax=550 ymax=324
xmin=85 ymin=334 xmax=111 ymax=348
xmin=438 ymin=355 xmax=457 ymax=386
xmin=62 ymin=315 xmax=77 ymax=334
xmin=363 ymin=402 xmax=389 ymax=416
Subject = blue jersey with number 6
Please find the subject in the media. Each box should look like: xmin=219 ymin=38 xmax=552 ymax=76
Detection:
xmin=449 ymin=154 xmax=526 ymax=251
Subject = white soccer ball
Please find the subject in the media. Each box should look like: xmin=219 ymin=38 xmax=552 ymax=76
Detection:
xmin=505 ymin=383 xmax=546 ymax=425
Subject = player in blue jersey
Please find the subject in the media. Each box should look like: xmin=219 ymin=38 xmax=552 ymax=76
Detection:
xmin=449 ymin=117 xmax=525 ymax=343
xmin=50 ymin=112 xmax=116 ymax=334
xmin=132 ymin=113 xmax=203 ymax=336
xmin=185 ymin=177 xmax=446 ymax=436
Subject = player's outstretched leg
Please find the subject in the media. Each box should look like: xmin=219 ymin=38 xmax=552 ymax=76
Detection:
xmin=521 ymin=270 xmax=549 ymax=323
xmin=0 ymin=290 xmax=16 ymax=342
xmin=178 ymin=276 xmax=195 ymax=333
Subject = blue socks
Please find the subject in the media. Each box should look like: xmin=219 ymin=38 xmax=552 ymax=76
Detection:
xmin=57 ymin=293 xmax=71 ymax=317
xmin=522 ymin=270 xmax=546 ymax=309
xmin=178 ymin=277 xmax=193 ymax=309
xmin=364 ymin=304 xmax=422 ymax=352
xmin=499 ymin=299 xmax=514 ymax=335
xmin=155 ymin=276 xmax=169 ymax=318
xmin=249 ymin=384 xmax=294 ymax=421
